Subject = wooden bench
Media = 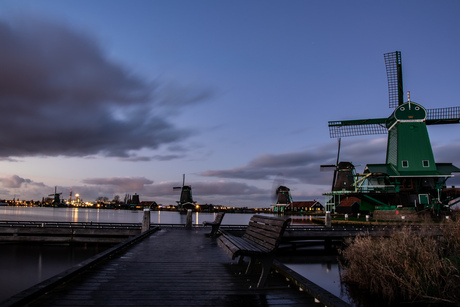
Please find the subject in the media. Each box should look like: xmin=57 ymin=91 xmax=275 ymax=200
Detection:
xmin=217 ymin=215 xmax=291 ymax=288
xmin=202 ymin=212 xmax=225 ymax=237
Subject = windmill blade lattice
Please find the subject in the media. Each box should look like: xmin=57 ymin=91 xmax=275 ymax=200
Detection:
xmin=328 ymin=118 xmax=387 ymax=138
xmin=384 ymin=51 xmax=404 ymax=108
xmin=426 ymin=107 xmax=460 ymax=125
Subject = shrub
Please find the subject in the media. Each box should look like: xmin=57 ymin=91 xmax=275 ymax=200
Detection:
xmin=340 ymin=215 xmax=460 ymax=305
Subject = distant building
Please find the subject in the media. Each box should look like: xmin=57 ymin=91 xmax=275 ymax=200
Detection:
xmin=196 ymin=203 xmax=214 ymax=212
xmin=336 ymin=196 xmax=361 ymax=214
xmin=136 ymin=201 xmax=158 ymax=209
xmin=285 ymin=201 xmax=324 ymax=213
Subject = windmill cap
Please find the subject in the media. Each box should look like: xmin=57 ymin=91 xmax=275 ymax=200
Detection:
xmin=394 ymin=101 xmax=427 ymax=120
xmin=386 ymin=101 xmax=427 ymax=128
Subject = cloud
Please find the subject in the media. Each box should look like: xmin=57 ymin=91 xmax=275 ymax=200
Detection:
xmin=0 ymin=17 xmax=212 ymax=159
xmin=0 ymin=175 xmax=32 ymax=188
xmin=0 ymin=174 xmax=47 ymax=189
xmin=193 ymin=181 xmax=266 ymax=196
xmin=82 ymin=177 xmax=154 ymax=191
xmin=138 ymin=180 xmax=269 ymax=207
xmin=201 ymin=139 xmax=386 ymax=186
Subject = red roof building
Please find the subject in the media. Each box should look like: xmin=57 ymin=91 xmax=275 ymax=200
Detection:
xmin=336 ymin=196 xmax=361 ymax=214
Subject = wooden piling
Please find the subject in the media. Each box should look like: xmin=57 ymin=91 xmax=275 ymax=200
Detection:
xmin=185 ymin=209 xmax=192 ymax=229
xmin=142 ymin=208 xmax=151 ymax=232
xmin=325 ymin=211 xmax=332 ymax=227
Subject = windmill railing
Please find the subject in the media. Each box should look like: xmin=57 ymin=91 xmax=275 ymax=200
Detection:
xmin=357 ymin=185 xmax=398 ymax=193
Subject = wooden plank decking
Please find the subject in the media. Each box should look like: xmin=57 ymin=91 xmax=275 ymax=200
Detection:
xmin=23 ymin=228 xmax=323 ymax=306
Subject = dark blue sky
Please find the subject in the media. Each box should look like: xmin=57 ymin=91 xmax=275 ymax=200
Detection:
xmin=0 ymin=0 xmax=459 ymax=207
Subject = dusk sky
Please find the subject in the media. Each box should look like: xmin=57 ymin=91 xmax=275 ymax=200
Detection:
xmin=0 ymin=1 xmax=459 ymax=207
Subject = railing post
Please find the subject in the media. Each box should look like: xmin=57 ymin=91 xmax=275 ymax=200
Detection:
xmin=185 ymin=209 xmax=192 ymax=229
xmin=142 ymin=208 xmax=151 ymax=232
xmin=325 ymin=211 xmax=331 ymax=227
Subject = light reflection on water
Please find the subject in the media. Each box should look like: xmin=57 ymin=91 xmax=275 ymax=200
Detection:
xmin=0 ymin=206 xmax=319 ymax=226
xmin=0 ymin=207 xmax=260 ymax=225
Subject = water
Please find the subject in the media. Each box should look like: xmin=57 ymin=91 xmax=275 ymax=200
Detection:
xmin=0 ymin=206 xmax=318 ymax=226
xmin=0 ymin=206 xmax=258 ymax=225
xmin=0 ymin=207 xmax=347 ymax=303
xmin=0 ymin=243 xmax=108 ymax=302
xmin=284 ymin=262 xmax=352 ymax=304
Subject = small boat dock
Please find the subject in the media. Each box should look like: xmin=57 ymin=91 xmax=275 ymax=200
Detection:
xmin=3 ymin=227 xmax=349 ymax=307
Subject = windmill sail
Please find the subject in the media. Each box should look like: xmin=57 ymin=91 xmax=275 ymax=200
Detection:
xmin=328 ymin=118 xmax=387 ymax=138
xmin=384 ymin=51 xmax=404 ymax=108
xmin=426 ymin=107 xmax=460 ymax=125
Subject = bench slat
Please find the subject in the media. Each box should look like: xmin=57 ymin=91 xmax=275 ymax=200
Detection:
xmin=244 ymin=229 xmax=278 ymax=248
xmin=247 ymin=220 xmax=284 ymax=234
xmin=245 ymin=223 xmax=283 ymax=239
xmin=250 ymin=215 xmax=287 ymax=227
xmin=218 ymin=234 xmax=270 ymax=258
xmin=218 ymin=216 xmax=290 ymax=256
xmin=217 ymin=214 xmax=291 ymax=288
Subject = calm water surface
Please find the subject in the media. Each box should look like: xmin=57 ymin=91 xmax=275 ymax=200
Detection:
xmin=0 ymin=207 xmax=351 ymax=304
xmin=0 ymin=206 xmax=259 ymax=225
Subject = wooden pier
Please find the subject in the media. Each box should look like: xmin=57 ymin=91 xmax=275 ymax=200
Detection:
xmin=0 ymin=221 xmax=142 ymax=244
xmin=2 ymin=227 xmax=350 ymax=307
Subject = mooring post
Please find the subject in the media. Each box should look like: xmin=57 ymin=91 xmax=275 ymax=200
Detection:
xmin=142 ymin=208 xmax=151 ymax=232
xmin=185 ymin=209 xmax=192 ymax=229
xmin=325 ymin=211 xmax=331 ymax=227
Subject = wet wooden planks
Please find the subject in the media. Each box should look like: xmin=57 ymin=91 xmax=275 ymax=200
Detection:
xmin=29 ymin=228 xmax=318 ymax=306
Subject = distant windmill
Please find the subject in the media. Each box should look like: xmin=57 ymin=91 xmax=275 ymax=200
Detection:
xmin=49 ymin=186 xmax=63 ymax=206
xmin=173 ymin=174 xmax=196 ymax=210
xmin=270 ymin=174 xmax=293 ymax=213
xmin=326 ymin=51 xmax=460 ymax=214
xmin=321 ymin=138 xmax=355 ymax=192
xmin=274 ymin=186 xmax=293 ymax=205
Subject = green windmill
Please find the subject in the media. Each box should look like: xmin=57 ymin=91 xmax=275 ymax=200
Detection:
xmin=326 ymin=51 xmax=460 ymax=215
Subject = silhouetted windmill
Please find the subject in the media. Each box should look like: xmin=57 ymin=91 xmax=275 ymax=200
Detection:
xmin=326 ymin=51 xmax=460 ymax=214
xmin=270 ymin=185 xmax=293 ymax=213
xmin=173 ymin=174 xmax=196 ymax=211
xmin=49 ymin=186 xmax=63 ymax=207
xmin=320 ymin=138 xmax=356 ymax=192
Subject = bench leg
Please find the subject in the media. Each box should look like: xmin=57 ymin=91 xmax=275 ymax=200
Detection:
xmin=256 ymin=256 xmax=274 ymax=289
xmin=237 ymin=255 xmax=245 ymax=265
xmin=245 ymin=257 xmax=255 ymax=274
xmin=209 ymin=225 xmax=219 ymax=237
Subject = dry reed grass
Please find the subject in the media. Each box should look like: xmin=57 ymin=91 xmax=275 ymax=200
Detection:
xmin=340 ymin=212 xmax=460 ymax=305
